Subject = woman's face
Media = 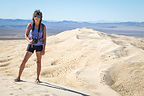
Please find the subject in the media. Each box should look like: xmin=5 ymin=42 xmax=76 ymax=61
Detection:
xmin=34 ymin=15 xmax=41 ymax=23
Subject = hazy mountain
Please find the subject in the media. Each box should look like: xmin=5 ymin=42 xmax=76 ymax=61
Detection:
xmin=0 ymin=18 xmax=144 ymax=40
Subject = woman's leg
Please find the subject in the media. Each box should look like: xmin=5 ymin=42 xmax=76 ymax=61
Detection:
xmin=15 ymin=51 xmax=33 ymax=81
xmin=36 ymin=51 xmax=42 ymax=83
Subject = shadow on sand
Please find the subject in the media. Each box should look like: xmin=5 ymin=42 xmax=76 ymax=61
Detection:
xmin=38 ymin=81 xmax=90 ymax=96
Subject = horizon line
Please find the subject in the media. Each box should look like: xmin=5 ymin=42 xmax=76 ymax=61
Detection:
xmin=0 ymin=18 xmax=144 ymax=23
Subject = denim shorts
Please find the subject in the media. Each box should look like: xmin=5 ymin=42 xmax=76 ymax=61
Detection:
xmin=26 ymin=44 xmax=43 ymax=53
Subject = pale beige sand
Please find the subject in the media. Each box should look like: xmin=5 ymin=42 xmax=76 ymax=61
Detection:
xmin=0 ymin=28 xmax=144 ymax=96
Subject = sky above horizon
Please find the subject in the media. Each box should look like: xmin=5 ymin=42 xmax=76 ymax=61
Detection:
xmin=0 ymin=0 xmax=144 ymax=22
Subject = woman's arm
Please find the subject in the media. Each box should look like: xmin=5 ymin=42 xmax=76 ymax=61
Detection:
xmin=25 ymin=23 xmax=32 ymax=43
xmin=41 ymin=24 xmax=46 ymax=55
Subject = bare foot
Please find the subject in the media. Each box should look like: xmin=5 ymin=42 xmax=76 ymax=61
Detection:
xmin=35 ymin=79 xmax=41 ymax=83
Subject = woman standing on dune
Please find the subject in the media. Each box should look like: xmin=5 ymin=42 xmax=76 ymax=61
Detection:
xmin=15 ymin=10 xmax=46 ymax=83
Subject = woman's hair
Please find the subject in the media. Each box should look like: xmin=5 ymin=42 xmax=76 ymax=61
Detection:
xmin=32 ymin=10 xmax=43 ymax=32
xmin=32 ymin=10 xmax=42 ymax=21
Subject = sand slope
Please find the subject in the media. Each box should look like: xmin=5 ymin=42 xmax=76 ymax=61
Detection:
xmin=0 ymin=28 xmax=144 ymax=96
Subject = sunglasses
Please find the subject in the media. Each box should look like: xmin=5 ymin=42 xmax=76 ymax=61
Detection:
xmin=34 ymin=15 xmax=41 ymax=18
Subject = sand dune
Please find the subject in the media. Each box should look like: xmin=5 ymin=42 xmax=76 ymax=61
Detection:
xmin=0 ymin=28 xmax=144 ymax=96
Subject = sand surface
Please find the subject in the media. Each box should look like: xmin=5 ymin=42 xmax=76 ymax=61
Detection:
xmin=0 ymin=28 xmax=144 ymax=96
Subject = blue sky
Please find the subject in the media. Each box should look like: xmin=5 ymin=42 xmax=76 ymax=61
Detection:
xmin=0 ymin=0 xmax=144 ymax=22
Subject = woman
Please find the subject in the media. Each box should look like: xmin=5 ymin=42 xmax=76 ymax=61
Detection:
xmin=15 ymin=10 xmax=46 ymax=83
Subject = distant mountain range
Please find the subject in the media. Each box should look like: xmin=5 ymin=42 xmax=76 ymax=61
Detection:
xmin=0 ymin=18 xmax=144 ymax=40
